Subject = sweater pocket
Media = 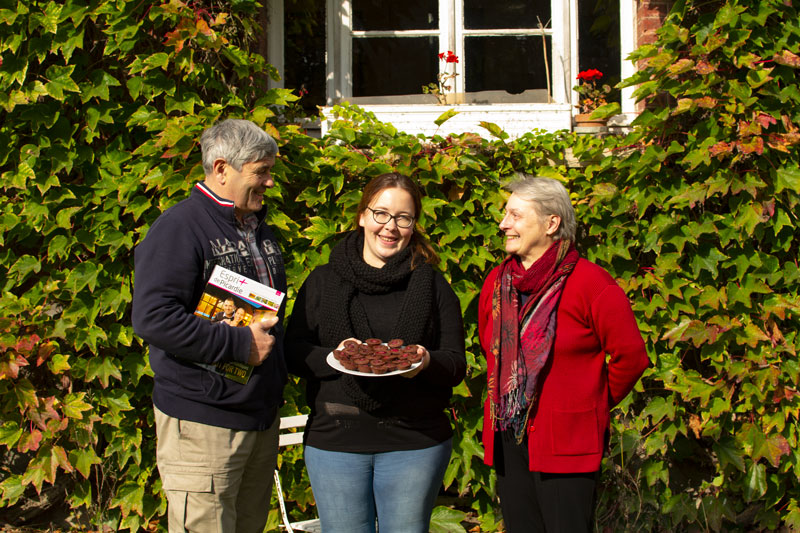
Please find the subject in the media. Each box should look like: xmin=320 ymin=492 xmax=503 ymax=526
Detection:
xmin=550 ymin=407 xmax=600 ymax=456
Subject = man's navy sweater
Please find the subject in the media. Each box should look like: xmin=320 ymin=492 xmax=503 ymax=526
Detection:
xmin=132 ymin=183 xmax=287 ymax=430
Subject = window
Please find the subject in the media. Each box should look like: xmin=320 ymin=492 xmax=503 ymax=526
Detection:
xmin=274 ymin=0 xmax=630 ymax=135
xmin=327 ymin=0 xmax=571 ymax=104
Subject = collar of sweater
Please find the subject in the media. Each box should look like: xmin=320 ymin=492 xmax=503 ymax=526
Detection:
xmin=193 ymin=182 xmax=269 ymax=225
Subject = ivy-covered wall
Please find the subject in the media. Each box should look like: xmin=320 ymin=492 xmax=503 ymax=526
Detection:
xmin=1 ymin=0 xmax=798 ymax=531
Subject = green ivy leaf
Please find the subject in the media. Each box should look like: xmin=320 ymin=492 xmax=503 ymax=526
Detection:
xmin=67 ymin=479 xmax=92 ymax=509
xmin=0 ymin=421 xmax=23 ymax=448
xmin=109 ymin=482 xmax=145 ymax=518
xmin=429 ymin=505 xmax=468 ymax=533
xmin=44 ymin=65 xmax=80 ymax=99
xmin=303 ymin=216 xmax=337 ymax=246
xmin=744 ymin=461 xmax=767 ymax=502
xmin=47 ymin=353 xmax=71 ymax=374
xmin=65 ymin=262 xmax=99 ymax=294
xmin=85 ymin=356 xmax=122 ymax=388
xmin=434 ymin=109 xmax=459 ymax=127
xmin=590 ymin=102 xmax=621 ymax=119
xmin=62 ymin=392 xmax=93 ymax=419
xmin=641 ymin=395 xmax=676 ymax=424
xmin=13 ymin=378 xmax=38 ymax=411
xmin=478 ymin=121 xmax=508 ymax=140
xmin=775 ymin=166 xmax=800 ymax=193
xmin=751 ymin=433 xmax=791 ymax=468
xmin=69 ymin=447 xmax=102 ymax=478
xmin=0 ymin=475 xmax=25 ymax=505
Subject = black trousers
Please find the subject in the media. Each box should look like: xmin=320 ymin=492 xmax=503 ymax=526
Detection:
xmin=495 ymin=431 xmax=599 ymax=533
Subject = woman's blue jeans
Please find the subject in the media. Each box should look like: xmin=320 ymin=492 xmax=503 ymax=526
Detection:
xmin=304 ymin=439 xmax=452 ymax=533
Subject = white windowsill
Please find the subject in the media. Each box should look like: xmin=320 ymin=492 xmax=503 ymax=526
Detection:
xmin=321 ymin=102 xmax=574 ymax=139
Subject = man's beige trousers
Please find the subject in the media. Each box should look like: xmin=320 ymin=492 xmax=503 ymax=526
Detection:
xmin=154 ymin=406 xmax=280 ymax=533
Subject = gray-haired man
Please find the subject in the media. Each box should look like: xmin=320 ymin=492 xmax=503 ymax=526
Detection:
xmin=133 ymin=119 xmax=287 ymax=532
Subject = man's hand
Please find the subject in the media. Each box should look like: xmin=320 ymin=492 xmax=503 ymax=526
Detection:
xmin=247 ymin=316 xmax=279 ymax=366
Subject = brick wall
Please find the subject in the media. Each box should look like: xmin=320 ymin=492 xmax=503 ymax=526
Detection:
xmin=635 ymin=0 xmax=674 ymax=110
xmin=637 ymin=0 xmax=673 ymax=46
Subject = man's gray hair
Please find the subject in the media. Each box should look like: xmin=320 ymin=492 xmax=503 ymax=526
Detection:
xmin=505 ymin=173 xmax=577 ymax=242
xmin=200 ymin=119 xmax=279 ymax=174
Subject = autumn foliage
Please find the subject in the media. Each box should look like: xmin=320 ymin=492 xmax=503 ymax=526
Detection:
xmin=1 ymin=0 xmax=799 ymax=531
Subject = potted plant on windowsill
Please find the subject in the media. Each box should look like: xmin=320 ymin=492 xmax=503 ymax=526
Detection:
xmin=422 ymin=51 xmax=460 ymax=105
xmin=573 ymin=69 xmax=612 ymax=127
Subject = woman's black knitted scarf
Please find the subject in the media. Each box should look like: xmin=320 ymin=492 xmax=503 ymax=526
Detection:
xmin=319 ymin=230 xmax=434 ymax=411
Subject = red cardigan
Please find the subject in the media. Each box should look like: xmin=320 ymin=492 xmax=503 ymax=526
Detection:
xmin=479 ymin=258 xmax=649 ymax=473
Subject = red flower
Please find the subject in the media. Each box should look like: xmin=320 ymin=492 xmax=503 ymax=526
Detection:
xmin=441 ymin=51 xmax=459 ymax=64
xmin=577 ymin=69 xmax=603 ymax=81
xmin=425 ymin=52 xmax=460 ymax=104
xmin=573 ymin=67 xmax=611 ymax=113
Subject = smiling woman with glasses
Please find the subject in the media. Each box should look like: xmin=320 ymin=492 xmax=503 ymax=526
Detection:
xmin=365 ymin=207 xmax=415 ymax=228
xmin=285 ymin=172 xmax=466 ymax=533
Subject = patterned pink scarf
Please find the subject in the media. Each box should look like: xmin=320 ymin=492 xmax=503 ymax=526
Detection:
xmin=488 ymin=240 xmax=579 ymax=442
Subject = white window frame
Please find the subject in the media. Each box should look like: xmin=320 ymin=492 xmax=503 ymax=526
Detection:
xmin=266 ymin=0 xmax=641 ymax=133
xmin=326 ymin=0 xmax=571 ymax=105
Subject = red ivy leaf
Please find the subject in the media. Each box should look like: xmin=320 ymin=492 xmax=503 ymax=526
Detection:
xmin=695 ymin=59 xmax=715 ymax=75
xmin=195 ymin=18 xmax=214 ymax=37
xmin=0 ymin=354 xmax=29 ymax=380
xmin=738 ymin=120 xmax=762 ymax=136
xmin=737 ymin=136 xmax=765 ymax=155
xmin=51 ymin=445 xmax=73 ymax=475
xmin=163 ymin=30 xmax=185 ymax=53
xmin=17 ymin=429 xmax=43 ymax=453
xmin=689 ymin=414 xmax=703 ymax=438
xmin=753 ymin=434 xmax=791 ymax=468
xmin=767 ymin=133 xmax=800 ymax=152
xmin=755 ymin=113 xmax=777 ymax=129
xmin=28 ymin=396 xmax=61 ymax=432
xmin=773 ymin=50 xmax=800 ymax=68
xmin=709 ymin=141 xmax=734 ymax=157
xmin=15 ymin=334 xmax=40 ymax=355
xmin=773 ymin=386 xmax=797 ymax=404
xmin=696 ymin=96 xmax=716 ymax=108
xmin=36 ymin=342 xmax=56 ymax=367
xmin=761 ymin=199 xmax=775 ymax=218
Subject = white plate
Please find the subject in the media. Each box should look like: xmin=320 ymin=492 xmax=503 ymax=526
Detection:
xmin=326 ymin=352 xmax=421 ymax=377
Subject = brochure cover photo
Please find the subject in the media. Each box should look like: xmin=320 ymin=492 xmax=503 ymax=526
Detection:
xmin=193 ymin=265 xmax=285 ymax=384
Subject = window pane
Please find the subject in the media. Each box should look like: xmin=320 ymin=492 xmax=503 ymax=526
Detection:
xmin=353 ymin=37 xmax=439 ymax=96
xmin=463 ymin=0 xmax=549 ymax=30
xmin=284 ymin=0 xmax=326 ymax=113
xmin=465 ymin=36 xmax=551 ymax=93
xmin=352 ymin=0 xmax=438 ymax=31
xmin=578 ymin=0 xmax=620 ymax=98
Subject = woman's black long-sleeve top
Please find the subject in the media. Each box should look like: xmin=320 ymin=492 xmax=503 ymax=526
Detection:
xmin=285 ymin=263 xmax=466 ymax=453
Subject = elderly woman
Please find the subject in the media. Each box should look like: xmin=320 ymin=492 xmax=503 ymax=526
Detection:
xmin=478 ymin=175 xmax=649 ymax=532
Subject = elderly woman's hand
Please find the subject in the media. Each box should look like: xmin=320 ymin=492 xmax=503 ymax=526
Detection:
xmin=401 ymin=346 xmax=430 ymax=378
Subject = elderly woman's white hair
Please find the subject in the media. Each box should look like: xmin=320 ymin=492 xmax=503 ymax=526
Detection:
xmin=505 ymin=173 xmax=577 ymax=242
xmin=200 ymin=119 xmax=279 ymax=174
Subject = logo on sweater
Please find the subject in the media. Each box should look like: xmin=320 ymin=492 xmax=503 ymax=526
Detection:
xmin=207 ymin=238 xmax=255 ymax=278
xmin=210 ymin=238 xmax=236 ymax=257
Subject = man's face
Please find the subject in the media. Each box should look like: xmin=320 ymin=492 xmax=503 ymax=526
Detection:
xmin=222 ymin=300 xmax=235 ymax=316
xmin=219 ymin=156 xmax=276 ymax=217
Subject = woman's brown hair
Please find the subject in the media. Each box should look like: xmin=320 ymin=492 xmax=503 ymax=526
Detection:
xmin=352 ymin=173 xmax=440 ymax=268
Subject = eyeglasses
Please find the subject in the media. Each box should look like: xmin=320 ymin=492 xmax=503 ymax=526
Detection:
xmin=366 ymin=207 xmax=415 ymax=229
